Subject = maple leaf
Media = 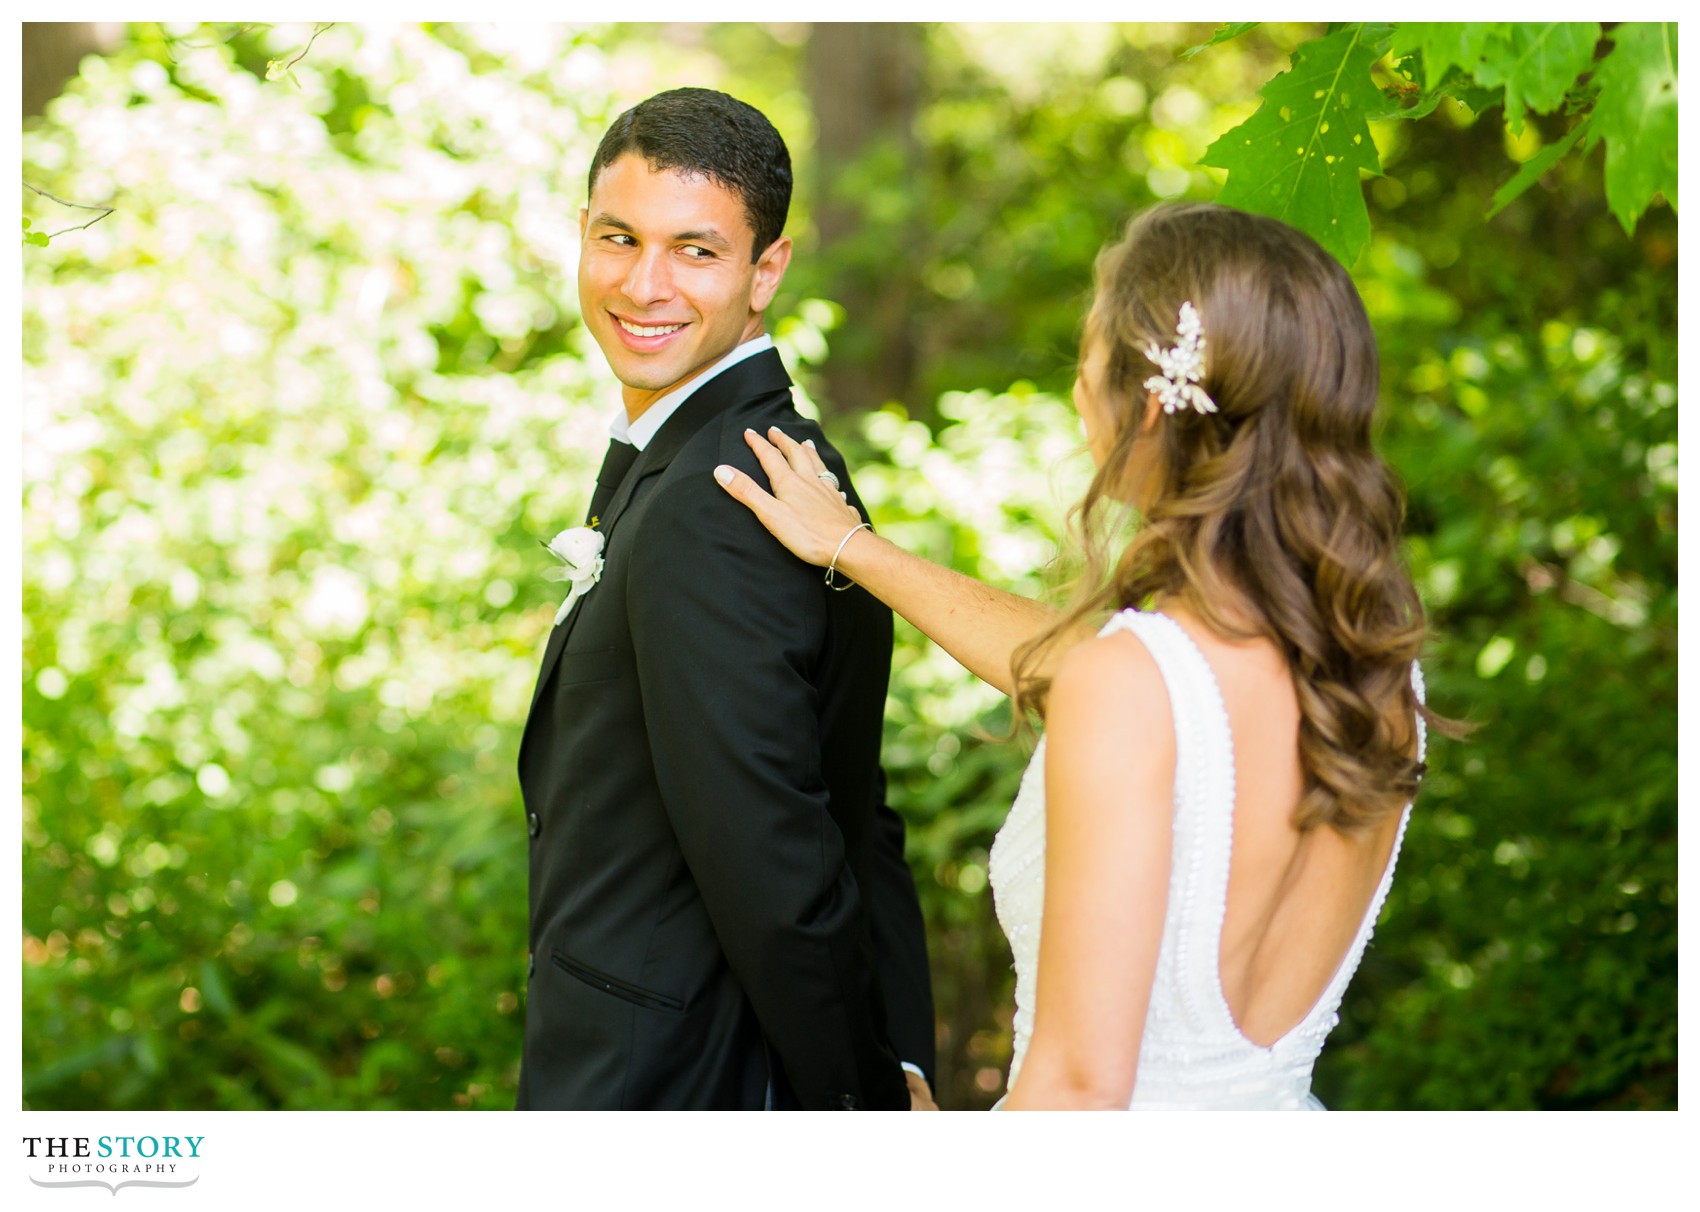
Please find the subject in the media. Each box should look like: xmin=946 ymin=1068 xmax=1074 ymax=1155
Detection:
xmin=1487 ymin=117 xmax=1591 ymax=219
xmin=1180 ymin=23 xmax=1261 ymax=62
xmin=1202 ymin=23 xmax=1397 ymax=266
xmin=1471 ymin=22 xmax=1600 ymax=134
xmin=1586 ymin=22 xmax=1679 ymax=232
xmin=1390 ymin=23 xmax=1509 ymax=91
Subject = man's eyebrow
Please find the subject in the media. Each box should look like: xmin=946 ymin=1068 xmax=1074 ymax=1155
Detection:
xmin=587 ymin=212 xmax=635 ymax=232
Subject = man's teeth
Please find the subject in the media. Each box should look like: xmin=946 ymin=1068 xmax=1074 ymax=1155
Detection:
xmin=618 ymin=319 xmax=684 ymax=337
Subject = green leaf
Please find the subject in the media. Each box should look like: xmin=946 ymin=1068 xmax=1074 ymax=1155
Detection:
xmin=1448 ymin=81 xmax=1508 ymax=116
xmin=1486 ymin=117 xmax=1590 ymax=219
xmin=1587 ymin=23 xmax=1678 ymax=232
xmin=250 ymin=1029 xmax=330 ymax=1092
xmin=1473 ymin=23 xmax=1601 ymax=133
xmin=1180 ymin=22 xmax=1261 ymax=61
xmin=1202 ymin=23 xmax=1396 ymax=266
xmin=198 ymin=959 xmax=237 ymax=1018
xmin=1388 ymin=24 xmax=1514 ymax=118
xmin=1392 ymin=23 xmax=1509 ymax=91
xmin=25 ymin=231 xmax=50 ymax=248
xmin=22 ymin=216 xmax=31 ymax=230
xmin=1392 ymin=72 xmax=1492 ymax=121
xmin=23 ymin=1036 xmax=131 ymax=1094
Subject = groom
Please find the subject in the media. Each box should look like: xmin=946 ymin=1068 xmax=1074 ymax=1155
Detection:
xmin=516 ymin=88 xmax=935 ymax=1110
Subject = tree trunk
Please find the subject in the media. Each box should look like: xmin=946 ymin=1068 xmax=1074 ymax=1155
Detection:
xmin=23 ymin=23 xmax=125 ymax=120
xmin=805 ymin=23 xmax=924 ymax=418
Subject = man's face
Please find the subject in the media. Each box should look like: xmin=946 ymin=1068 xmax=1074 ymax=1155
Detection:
xmin=578 ymin=154 xmax=791 ymax=417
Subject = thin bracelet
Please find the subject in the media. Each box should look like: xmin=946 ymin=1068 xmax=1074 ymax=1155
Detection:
xmin=825 ymin=522 xmax=871 ymax=591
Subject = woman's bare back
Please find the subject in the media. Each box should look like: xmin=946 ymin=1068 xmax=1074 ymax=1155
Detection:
xmin=1162 ymin=603 xmax=1410 ymax=1048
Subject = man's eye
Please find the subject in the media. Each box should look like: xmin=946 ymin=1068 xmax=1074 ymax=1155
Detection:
xmin=680 ymin=245 xmax=715 ymax=259
xmin=602 ymin=233 xmax=635 ymax=246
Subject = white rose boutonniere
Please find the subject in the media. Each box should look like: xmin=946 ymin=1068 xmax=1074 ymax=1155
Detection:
xmin=542 ymin=526 xmax=606 ymax=625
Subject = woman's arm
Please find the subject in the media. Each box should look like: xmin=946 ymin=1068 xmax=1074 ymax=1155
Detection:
xmin=820 ymin=526 xmax=1058 ymax=696
xmin=715 ymin=426 xmax=1076 ymax=695
xmin=1000 ymin=632 xmax=1175 ymax=1109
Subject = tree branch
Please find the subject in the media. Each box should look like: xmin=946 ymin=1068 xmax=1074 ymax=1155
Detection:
xmin=23 ymin=179 xmax=116 ymax=239
xmin=267 ymin=22 xmax=335 ymax=86
xmin=163 ymin=22 xmax=268 ymax=62
xmin=285 ymin=22 xmax=333 ymax=73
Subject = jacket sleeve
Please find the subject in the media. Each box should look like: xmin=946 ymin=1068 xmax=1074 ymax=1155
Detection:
xmin=626 ymin=460 xmax=909 ymax=1111
xmin=862 ymin=777 xmax=937 ymax=1081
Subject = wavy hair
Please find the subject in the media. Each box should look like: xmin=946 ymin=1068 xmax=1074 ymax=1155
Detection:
xmin=1014 ymin=202 xmax=1456 ymax=834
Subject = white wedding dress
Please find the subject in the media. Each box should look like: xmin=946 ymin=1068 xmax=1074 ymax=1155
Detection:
xmin=987 ymin=609 xmax=1425 ymax=1109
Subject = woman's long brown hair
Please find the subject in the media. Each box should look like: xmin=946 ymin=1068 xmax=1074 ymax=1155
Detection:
xmin=1013 ymin=202 xmax=1457 ymax=835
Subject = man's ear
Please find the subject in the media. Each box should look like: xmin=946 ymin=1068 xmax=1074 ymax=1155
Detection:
xmin=749 ymin=235 xmax=792 ymax=313
xmin=579 ymin=206 xmax=589 ymax=240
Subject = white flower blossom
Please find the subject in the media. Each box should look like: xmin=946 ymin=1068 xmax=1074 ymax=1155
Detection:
xmin=543 ymin=526 xmax=605 ymax=624
xmin=1142 ymin=300 xmax=1217 ymax=415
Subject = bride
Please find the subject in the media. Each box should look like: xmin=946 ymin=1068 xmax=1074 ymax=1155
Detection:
xmin=714 ymin=202 xmax=1454 ymax=1109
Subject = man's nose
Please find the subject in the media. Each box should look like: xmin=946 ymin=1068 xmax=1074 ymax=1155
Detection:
xmin=622 ymin=247 xmax=674 ymax=306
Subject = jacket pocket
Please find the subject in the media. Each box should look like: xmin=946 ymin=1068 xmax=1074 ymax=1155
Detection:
xmin=551 ymin=950 xmax=685 ymax=1014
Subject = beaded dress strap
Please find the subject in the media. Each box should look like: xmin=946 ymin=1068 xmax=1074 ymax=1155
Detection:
xmin=1097 ymin=609 xmax=1238 ymax=1031
xmin=1305 ymin=661 xmax=1428 ymax=1019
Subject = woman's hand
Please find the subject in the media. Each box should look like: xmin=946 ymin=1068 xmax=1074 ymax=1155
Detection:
xmin=717 ymin=424 xmax=1064 ymax=696
xmin=714 ymin=426 xmax=867 ymax=568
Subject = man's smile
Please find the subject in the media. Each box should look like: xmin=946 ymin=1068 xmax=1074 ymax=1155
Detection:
xmin=615 ymin=315 xmax=688 ymax=341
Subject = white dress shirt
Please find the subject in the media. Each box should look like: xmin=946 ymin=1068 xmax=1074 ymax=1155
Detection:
xmin=609 ymin=334 xmax=775 ymax=452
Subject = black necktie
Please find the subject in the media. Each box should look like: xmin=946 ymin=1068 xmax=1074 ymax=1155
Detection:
xmin=586 ymin=438 xmax=640 ymax=527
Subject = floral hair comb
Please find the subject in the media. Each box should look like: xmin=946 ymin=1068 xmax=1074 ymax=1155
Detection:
xmin=1143 ymin=301 xmax=1217 ymax=416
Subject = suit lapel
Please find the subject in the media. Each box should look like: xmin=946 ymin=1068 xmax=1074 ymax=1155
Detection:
xmin=596 ymin=349 xmax=792 ymax=541
xmin=522 ymin=350 xmax=793 ymax=726
xmin=521 ymin=439 xmax=638 ymax=719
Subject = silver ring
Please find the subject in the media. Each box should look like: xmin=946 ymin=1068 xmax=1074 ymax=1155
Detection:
xmin=816 ymin=470 xmax=841 ymax=491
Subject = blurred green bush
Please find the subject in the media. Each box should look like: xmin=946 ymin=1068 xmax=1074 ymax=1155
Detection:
xmin=23 ymin=23 xmax=618 ymax=1109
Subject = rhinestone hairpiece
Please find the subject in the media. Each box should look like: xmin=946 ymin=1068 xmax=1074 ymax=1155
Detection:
xmin=1142 ymin=301 xmax=1217 ymax=416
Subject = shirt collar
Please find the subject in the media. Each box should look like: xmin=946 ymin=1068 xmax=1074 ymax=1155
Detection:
xmin=609 ymin=334 xmax=775 ymax=451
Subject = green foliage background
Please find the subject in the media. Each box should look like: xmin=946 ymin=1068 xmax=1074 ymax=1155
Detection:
xmin=22 ymin=22 xmax=1675 ymax=1110
xmin=1196 ymin=22 xmax=1677 ymax=264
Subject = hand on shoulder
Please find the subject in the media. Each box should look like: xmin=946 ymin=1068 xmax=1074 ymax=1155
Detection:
xmin=712 ymin=424 xmax=865 ymax=568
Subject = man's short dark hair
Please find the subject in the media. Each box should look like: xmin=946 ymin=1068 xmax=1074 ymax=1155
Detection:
xmin=587 ymin=87 xmax=792 ymax=262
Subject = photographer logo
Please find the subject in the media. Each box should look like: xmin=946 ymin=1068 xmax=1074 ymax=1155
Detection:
xmin=23 ymin=1135 xmax=203 ymax=1195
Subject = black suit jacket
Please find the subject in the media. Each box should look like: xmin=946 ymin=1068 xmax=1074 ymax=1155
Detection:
xmin=516 ymin=349 xmax=934 ymax=1109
